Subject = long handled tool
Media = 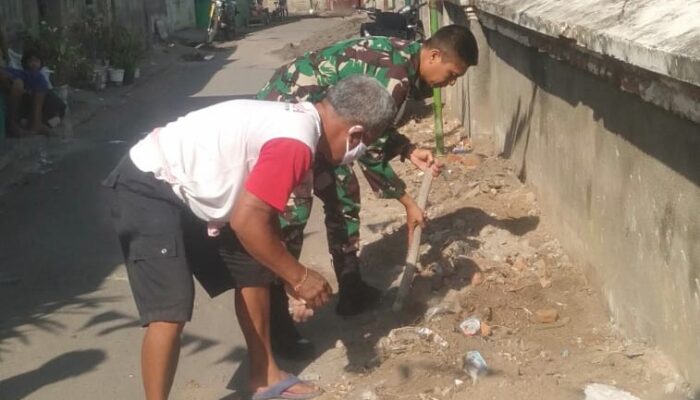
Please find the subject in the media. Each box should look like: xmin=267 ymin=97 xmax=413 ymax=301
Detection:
xmin=393 ymin=171 xmax=433 ymax=311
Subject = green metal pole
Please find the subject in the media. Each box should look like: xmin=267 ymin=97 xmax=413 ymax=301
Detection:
xmin=429 ymin=0 xmax=444 ymax=154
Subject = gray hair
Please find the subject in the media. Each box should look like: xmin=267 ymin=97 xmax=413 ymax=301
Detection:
xmin=325 ymin=75 xmax=397 ymax=134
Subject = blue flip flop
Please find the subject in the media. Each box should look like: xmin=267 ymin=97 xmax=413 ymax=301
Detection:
xmin=251 ymin=375 xmax=323 ymax=400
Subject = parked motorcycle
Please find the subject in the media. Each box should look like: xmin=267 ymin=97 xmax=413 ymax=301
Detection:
xmin=207 ymin=0 xmax=238 ymax=43
xmin=271 ymin=0 xmax=288 ymax=20
xmin=359 ymin=2 xmax=426 ymax=41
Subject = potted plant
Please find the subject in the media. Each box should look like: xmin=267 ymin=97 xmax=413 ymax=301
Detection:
xmin=22 ymin=22 xmax=87 ymax=99
xmin=109 ymin=27 xmax=142 ymax=86
xmin=70 ymin=13 xmax=112 ymax=90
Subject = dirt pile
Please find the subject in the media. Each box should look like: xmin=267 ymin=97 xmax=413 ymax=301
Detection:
xmin=298 ymin=107 xmax=692 ymax=400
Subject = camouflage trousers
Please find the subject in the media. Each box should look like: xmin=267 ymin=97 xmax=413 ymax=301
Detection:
xmin=279 ymin=157 xmax=361 ymax=261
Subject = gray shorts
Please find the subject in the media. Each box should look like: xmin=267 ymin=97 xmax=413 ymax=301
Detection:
xmin=103 ymin=156 xmax=275 ymax=325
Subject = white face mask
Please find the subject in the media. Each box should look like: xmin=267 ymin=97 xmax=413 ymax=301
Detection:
xmin=340 ymin=134 xmax=367 ymax=165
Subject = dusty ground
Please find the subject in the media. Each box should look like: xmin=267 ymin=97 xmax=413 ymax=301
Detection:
xmin=288 ymin=104 xmax=693 ymax=400
xmin=272 ymin=14 xmax=368 ymax=60
xmin=257 ymin=19 xmax=695 ymax=400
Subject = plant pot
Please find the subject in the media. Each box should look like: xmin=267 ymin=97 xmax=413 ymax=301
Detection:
xmin=109 ymin=68 xmax=125 ymax=86
xmin=93 ymin=67 xmax=108 ymax=91
xmin=123 ymin=68 xmax=135 ymax=85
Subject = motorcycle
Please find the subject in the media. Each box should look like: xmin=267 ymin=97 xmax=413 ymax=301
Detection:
xmin=359 ymin=2 xmax=426 ymax=41
xmin=271 ymin=0 xmax=288 ymax=20
xmin=206 ymin=0 xmax=238 ymax=43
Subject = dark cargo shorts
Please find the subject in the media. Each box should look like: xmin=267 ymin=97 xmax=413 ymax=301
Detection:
xmin=103 ymin=156 xmax=275 ymax=325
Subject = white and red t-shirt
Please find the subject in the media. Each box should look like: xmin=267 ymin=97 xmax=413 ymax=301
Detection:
xmin=129 ymin=100 xmax=320 ymax=221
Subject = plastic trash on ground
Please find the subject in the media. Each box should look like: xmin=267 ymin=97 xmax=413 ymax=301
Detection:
xmin=463 ymin=351 xmax=488 ymax=384
xmin=458 ymin=317 xmax=481 ymax=336
xmin=584 ymin=383 xmax=641 ymax=400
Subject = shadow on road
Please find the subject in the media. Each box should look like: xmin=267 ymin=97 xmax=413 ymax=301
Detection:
xmin=0 ymin=45 xmax=252 ymax=393
xmin=0 ymin=350 xmax=106 ymax=400
xmin=224 ymin=206 xmax=539 ymax=393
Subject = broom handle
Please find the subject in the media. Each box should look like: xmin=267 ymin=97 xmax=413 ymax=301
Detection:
xmin=393 ymin=171 xmax=433 ymax=311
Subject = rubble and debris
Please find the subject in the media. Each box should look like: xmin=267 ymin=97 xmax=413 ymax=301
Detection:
xmin=300 ymin=113 xmax=684 ymax=399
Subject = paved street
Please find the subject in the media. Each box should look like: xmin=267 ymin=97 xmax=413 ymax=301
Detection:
xmin=0 ymin=18 xmax=342 ymax=400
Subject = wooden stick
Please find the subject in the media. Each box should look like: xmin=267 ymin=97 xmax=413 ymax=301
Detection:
xmin=393 ymin=171 xmax=433 ymax=311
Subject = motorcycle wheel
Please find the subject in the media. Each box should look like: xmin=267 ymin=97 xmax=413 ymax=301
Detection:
xmin=206 ymin=5 xmax=220 ymax=43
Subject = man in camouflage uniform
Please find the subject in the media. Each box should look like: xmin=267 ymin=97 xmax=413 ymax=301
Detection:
xmin=257 ymin=25 xmax=479 ymax=358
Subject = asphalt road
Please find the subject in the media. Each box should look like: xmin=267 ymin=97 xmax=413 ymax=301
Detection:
xmin=0 ymin=18 xmax=343 ymax=400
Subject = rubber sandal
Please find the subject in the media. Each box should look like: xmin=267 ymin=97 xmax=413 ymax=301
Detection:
xmin=251 ymin=374 xmax=323 ymax=400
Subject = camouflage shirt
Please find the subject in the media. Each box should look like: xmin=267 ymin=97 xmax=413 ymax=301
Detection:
xmin=257 ymin=36 xmax=426 ymax=199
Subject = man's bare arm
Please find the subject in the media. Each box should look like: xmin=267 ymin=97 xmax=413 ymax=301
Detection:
xmin=230 ymin=189 xmax=331 ymax=308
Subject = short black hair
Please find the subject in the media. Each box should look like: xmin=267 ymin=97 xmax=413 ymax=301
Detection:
xmin=21 ymin=49 xmax=42 ymax=70
xmin=425 ymin=25 xmax=479 ymax=67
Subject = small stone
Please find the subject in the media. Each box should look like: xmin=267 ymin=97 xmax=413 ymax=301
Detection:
xmin=480 ymin=322 xmax=492 ymax=337
xmin=471 ymin=271 xmax=484 ymax=286
xmin=454 ymin=379 xmax=464 ymax=386
xmin=512 ymin=256 xmax=528 ymax=271
xmin=465 ymin=186 xmax=481 ymax=198
xmin=300 ymin=373 xmax=321 ymax=381
xmin=361 ymin=389 xmax=378 ymax=400
xmin=335 ymin=339 xmax=346 ymax=349
xmin=535 ymin=309 xmax=559 ymax=323
xmin=664 ymin=382 xmax=677 ymax=394
xmin=482 ymin=307 xmax=493 ymax=321
xmin=462 ymin=154 xmax=482 ymax=169
xmin=490 ymin=179 xmax=504 ymax=189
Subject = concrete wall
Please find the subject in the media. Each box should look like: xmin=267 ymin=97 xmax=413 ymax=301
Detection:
xmin=165 ymin=0 xmax=195 ymax=32
xmin=0 ymin=0 xmax=39 ymax=41
xmin=433 ymin=3 xmax=700 ymax=390
xmin=112 ymin=0 xmax=149 ymax=41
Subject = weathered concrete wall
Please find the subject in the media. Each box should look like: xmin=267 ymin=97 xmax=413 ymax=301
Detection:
xmin=112 ymin=0 xmax=148 ymax=41
xmin=431 ymin=1 xmax=700 ymax=390
xmin=0 ymin=0 xmax=39 ymax=40
xmin=165 ymin=0 xmax=195 ymax=31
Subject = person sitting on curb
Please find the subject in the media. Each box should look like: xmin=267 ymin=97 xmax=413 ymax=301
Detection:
xmin=256 ymin=24 xmax=479 ymax=359
xmin=0 ymin=50 xmax=52 ymax=136
xmin=103 ymin=75 xmax=396 ymax=400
